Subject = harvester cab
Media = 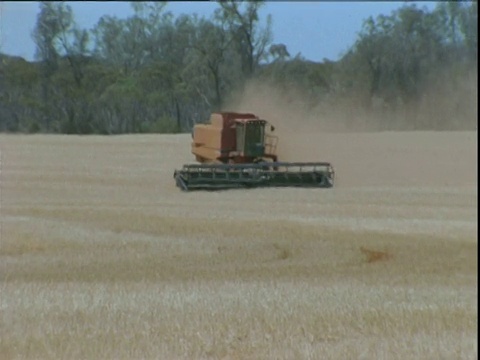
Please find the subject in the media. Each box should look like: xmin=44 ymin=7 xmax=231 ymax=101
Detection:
xmin=234 ymin=118 xmax=277 ymax=163
xmin=174 ymin=112 xmax=334 ymax=191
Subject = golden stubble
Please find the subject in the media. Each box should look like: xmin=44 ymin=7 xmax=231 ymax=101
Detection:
xmin=0 ymin=133 xmax=477 ymax=359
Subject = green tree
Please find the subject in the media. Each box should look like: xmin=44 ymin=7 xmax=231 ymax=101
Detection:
xmin=0 ymin=56 xmax=41 ymax=132
xmin=32 ymin=1 xmax=63 ymax=130
xmin=183 ymin=16 xmax=235 ymax=110
xmin=31 ymin=1 xmax=92 ymax=132
xmin=215 ymin=0 xmax=272 ymax=78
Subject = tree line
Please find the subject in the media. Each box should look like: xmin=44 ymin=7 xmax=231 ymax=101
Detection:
xmin=0 ymin=1 xmax=477 ymax=134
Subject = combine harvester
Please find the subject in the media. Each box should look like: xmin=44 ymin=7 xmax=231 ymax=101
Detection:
xmin=174 ymin=112 xmax=335 ymax=191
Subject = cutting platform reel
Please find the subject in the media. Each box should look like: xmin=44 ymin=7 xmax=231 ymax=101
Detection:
xmin=174 ymin=162 xmax=335 ymax=191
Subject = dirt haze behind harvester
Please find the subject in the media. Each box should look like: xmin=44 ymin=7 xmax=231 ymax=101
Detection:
xmin=224 ymin=69 xmax=477 ymax=134
xmin=222 ymin=76 xmax=477 ymax=188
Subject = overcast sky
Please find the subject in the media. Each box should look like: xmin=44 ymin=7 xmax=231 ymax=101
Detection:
xmin=1 ymin=1 xmax=438 ymax=62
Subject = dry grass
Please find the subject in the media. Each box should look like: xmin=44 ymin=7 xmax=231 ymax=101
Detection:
xmin=0 ymin=132 xmax=477 ymax=359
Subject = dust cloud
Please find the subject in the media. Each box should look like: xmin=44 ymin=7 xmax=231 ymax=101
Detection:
xmin=221 ymin=79 xmax=354 ymax=162
xmin=221 ymin=72 xmax=477 ymax=188
xmin=223 ymin=67 xmax=477 ymax=135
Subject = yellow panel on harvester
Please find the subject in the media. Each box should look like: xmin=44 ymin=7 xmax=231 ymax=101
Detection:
xmin=191 ymin=143 xmax=222 ymax=162
xmin=193 ymin=125 xmax=223 ymax=149
xmin=209 ymin=113 xmax=226 ymax=128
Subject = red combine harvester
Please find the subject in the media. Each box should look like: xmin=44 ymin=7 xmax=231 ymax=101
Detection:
xmin=174 ymin=112 xmax=334 ymax=191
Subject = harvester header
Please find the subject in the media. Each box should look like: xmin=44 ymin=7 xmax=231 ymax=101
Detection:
xmin=174 ymin=112 xmax=334 ymax=191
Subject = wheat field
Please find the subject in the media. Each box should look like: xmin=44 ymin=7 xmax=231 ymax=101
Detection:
xmin=0 ymin=131 xmax=477 ymax=359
